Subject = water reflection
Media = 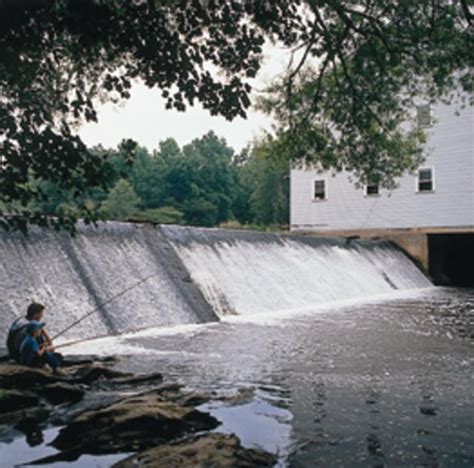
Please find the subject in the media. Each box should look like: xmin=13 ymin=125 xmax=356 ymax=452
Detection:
xmin=24 ymin=426 xmax=44 ymax=448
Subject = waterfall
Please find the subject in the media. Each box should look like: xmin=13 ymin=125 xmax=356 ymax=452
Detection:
xmin=0 ymin=223 xmax=431 ymax=344
xmin=0 ymin=223 xmax=217 ymax=343
xmin=161 ymin=225 xmax=432 ymax=317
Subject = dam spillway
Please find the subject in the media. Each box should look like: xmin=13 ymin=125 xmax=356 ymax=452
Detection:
xmin=161 ymin=225 xmax=432 ymax=316
xmin=0 ymin=223 xmax=217 ymax=343
xmin=0 ymin=223 xmax=431 ymax=343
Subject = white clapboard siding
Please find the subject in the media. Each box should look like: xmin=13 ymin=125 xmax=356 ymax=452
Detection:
xmin=290 ymin=100 xmax=474 ymax=231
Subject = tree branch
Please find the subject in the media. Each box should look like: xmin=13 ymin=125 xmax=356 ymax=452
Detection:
xmin=460 ymin=0 xmax=473 ymax=25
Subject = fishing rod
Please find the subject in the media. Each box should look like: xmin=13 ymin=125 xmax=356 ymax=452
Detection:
xmin=51 ymin=271 xmax=160 ymax=342
xmin=0 ymin=271 xmax=164 ymax=362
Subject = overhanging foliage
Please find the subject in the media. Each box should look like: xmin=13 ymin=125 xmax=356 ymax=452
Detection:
xmin=0 ymin=0 xmax=472 ymax=231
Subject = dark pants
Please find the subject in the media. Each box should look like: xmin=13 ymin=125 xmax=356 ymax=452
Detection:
xmin=32 ymin=351 xmax=63 ymax=370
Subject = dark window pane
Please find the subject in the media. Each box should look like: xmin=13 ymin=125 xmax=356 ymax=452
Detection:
xmin=418 ymin=168 xmax=433 ymax=191
xmin=314 ymin=180 xmax=326 ymax=199
xmin=367 ymin=185 xmax=379 ymax=195
xmin=419 ymin=169 xmax=432 ymax=181
xmin=419 ymin=181 xmax=433 ymax=191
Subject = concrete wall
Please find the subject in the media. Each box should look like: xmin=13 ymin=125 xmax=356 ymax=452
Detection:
xmin=290 ymin=101 xmax=474 ymax=232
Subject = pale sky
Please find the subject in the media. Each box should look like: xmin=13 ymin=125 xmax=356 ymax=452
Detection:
xmin=79 ymin=46 xmax=292 ymax=153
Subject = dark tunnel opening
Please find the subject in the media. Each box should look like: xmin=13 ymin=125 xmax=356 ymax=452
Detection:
xmin=428 ymin=233 xmax=474 ymax=287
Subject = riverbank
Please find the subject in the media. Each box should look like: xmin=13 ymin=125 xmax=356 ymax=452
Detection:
xmin=0 ymin=356 xmax=276 ymax=467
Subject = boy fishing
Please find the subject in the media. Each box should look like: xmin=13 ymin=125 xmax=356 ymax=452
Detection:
xmin=18 ymin=320 xmax=64 ymax=374
xmin=7 ymin=302 xmax=63 ymax=374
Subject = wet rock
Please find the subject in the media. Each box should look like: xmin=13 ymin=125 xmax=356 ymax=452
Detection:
xmin=114 ymin=433 xmax=277 ymax=468
xmin=151 ymin=384 xmax=212 ymax=407
xmin=47 ymin=392 xmax=130 ymax=427
xmin=178 ymin=392 xmax=212 ymax=407
xmin=67 ymin=364 xmax=132 ymax=385
xmin=0 ymin=389 xmax=39 ymax=413
xmin=0 ymin=406 xmax=50 ymax=428
xmin=105 ymin=372 xmax=163 ymax=387
xmin=0 ymin=361 xmax=127 ymax=390
xmin=216 ymin=387 xmax=255 ymax=406
xmin=154 ymin=383 xmax=183 ymax=395
xmin=419 ymin=406 xmax=438 ymax=416
xmin=38 ymin=382 xmax=86 ymax=405
xmin=61 ymin=355 xmax=120 ymax=368
xmin=51 ymin=389 xmax=220 ymax=454
xmin=22 ymin=424 xmax=45 ymax=447
xmin=0 ymin=363 xmax=63 ymax=389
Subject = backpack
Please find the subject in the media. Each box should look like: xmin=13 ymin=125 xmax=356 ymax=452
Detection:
xmin=6 ymin=318 xmax=28 ymax=361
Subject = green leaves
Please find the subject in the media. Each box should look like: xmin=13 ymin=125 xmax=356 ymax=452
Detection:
xmin=258 ymin=1 xmax=472 ymax=187
xmin=0 ymin=0 xmax=296 ymax=231
xmin=1 ymin=1 xmax=471 ymax=231
xmin=100 ymin=178 xmax=141 ymax=220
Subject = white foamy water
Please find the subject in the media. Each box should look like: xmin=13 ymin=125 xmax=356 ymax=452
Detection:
xmin=0 ymin=223 xmax=215 ymax=343
xmin=163 ymin=226 xmax=432 ymax=317
xmin=1 ymin=223 xmax=431 ymax=345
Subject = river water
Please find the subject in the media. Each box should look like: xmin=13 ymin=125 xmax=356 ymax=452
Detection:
xmin=41 ymin=286 xmax=473 ymax=468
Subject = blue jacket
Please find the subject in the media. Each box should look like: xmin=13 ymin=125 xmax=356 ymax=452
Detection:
xmin=19 ymin=335 xmax=40 ymax=366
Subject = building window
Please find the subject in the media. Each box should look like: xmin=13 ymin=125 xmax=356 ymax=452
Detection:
xmin=313 ymin=179 xmax=327 ymax=201
xmin=365 ymin=184 xmax=379 ymax=196
xmin=417 ymin=167 xmax=434 ymax=192
xmin=417 ymin=104 xmax=432 ymax=128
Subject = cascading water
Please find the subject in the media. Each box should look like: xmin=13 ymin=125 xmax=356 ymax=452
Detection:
xmin=0 ymin=222 xmax=431 ymax=344
xmin=0 ymin=223 xmax=217 ymax=343
xmin=161 ymin=225 xmax=432 ymax=317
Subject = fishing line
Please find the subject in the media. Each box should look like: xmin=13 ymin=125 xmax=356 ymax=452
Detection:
xmin=51 ymin=271 xmax=161 ymax=342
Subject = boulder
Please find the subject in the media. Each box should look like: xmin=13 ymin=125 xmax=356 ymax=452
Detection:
xmin=114 ymin=433 xmax=277 ymax=467
xmin=37 ymin=382 xmax=86 ymax=405
xmin=105 ymin=372 xmax=163 ymax=387
xmin=61 ymin=355 xmax=120 ymax=367
xmin=0 ymin=406 xmax=50 ymax=428
xmin=0 ymin=389 xmax=39 ymax=413
xmin=51 ymin=389 xmax=220 ymax=454
xmin=0 ymin=363 xmax=63 ymax=389
xmin=67 ymin=364 xmax=132 ymax=385
xmin=0 ymin=361 xmax=126 ymax=389
xmin=152 ymin=384 xmax=211 ymax=407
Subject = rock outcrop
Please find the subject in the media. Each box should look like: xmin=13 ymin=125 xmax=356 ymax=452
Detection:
xmin=37 ymin=382 xmax=86 ymax=405
xmin=0 ymin=357 xmax=278 ymax=467
xmin=0 ymin=363 xmax=63 ymax=389
xmin=51 ymin=390 xmax=220 ymax=453
xmin=114 ymin=433 xmax=277 ymax=468
xmin=0 ymin=389 xmax=39 ymax=413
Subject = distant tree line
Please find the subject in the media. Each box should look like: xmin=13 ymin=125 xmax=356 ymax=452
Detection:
xmin=28 ymin=131 xmax=289 ymax=230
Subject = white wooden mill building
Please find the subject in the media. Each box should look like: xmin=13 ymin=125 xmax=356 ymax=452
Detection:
xmin=290 ymin=100 xmax=473 ymax=285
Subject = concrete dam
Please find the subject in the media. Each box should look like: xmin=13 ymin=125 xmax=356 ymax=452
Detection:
xmin=0 ymin=223 xmax=431 ymax=344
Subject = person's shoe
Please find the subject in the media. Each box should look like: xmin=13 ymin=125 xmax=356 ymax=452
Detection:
xmin=53 ymin=368 xmax=66 ymax=376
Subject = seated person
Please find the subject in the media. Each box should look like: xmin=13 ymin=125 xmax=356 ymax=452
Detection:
xmin=19 ymin=321 xmax=63 ymax=374
xmin=7 ymin=302 xmax=56 ymax=362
